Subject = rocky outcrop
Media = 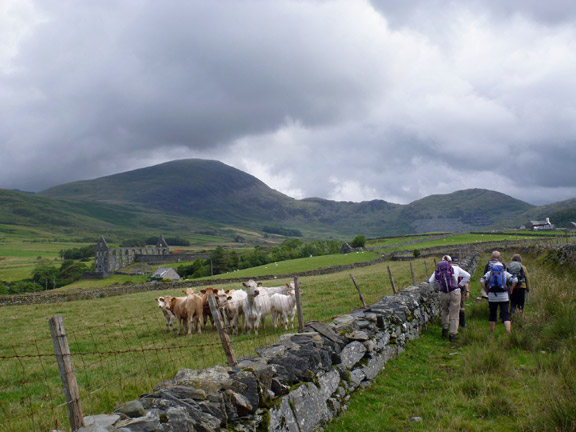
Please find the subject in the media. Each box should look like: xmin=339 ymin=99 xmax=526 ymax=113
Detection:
xmin=77 ymin=282 xmax=439 ymax=432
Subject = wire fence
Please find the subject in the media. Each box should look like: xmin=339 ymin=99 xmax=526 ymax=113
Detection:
xmin=0 ymin=245 xmax=547 ymax=431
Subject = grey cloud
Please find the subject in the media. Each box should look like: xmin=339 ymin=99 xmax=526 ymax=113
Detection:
xmin=1 ymin=0 xmax=576 ymax=206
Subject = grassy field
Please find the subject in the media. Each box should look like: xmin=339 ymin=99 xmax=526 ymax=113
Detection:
xmin=377 ymin=232 xmax=557 ymax=253
xmin=1 ymin=232 xmax=573 ymax=430
xmin=0 ymin=241 xmax=92 ymax=282
xmin=0 ymin=256 xmax=430 ymax=432
xmin=325 ymin=252 xmax=576 ymax=431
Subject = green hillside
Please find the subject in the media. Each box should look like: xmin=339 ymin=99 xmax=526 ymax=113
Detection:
xmin=0 ymin=159 xmax=573 ymax=241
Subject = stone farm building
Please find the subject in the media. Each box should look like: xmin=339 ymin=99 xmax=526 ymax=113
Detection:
xmin=151 ymin=267 xmax=181 ymax=281
xmin=84 ymin=236 xmax=171 ymax=279
xmin=527 ymin=217 xmax=555 ymax=231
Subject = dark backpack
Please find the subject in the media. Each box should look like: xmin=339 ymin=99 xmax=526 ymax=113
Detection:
xmin=435 ymin=261 xmax=455 ymax=293
xmin=507 ymin=261 xmax=525 ymax=287
xmin=488 ymin=264 xmax=507 ymax=293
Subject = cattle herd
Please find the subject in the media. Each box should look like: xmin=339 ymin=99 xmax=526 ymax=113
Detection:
xmin=154 ymin=279 xmax=301 ymax=337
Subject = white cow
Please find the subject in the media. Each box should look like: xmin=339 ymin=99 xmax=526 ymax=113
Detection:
xmin=216 ymin=288 xmax=247 ymax=336
xmin=270 ymin=287 xmax=299 ymax=330
xmin=242 ymin=280 xmax=272 ymax=335
xmin=154 ymin=297 xmax=175 ymax=333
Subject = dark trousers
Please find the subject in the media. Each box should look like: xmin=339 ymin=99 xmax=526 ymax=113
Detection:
xmin=489 ymin=301 xmax=510 ymax=323
xmin=510 ymin=288 xmax=526 ymax=314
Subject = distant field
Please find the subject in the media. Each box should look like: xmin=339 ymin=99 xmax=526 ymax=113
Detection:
xmin=0 ymin=241 xmax=91 ymax=282
xmin=379 ymin=232 xmax=555 ymax=252
xmin=210 ymin=250 xmax=382 ymax=280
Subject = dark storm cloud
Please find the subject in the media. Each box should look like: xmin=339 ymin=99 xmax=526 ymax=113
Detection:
xmin=1 ymin=0 xmax=576 ymax=205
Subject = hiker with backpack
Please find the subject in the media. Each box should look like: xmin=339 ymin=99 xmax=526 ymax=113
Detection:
xmin=481 ymin=255 xmax=517 ymax=334
xmin=428 ymin=255 xmax=470 ymax=342
xmin=508 ymin=254 xmax=530 ymax=315
xmin=480 ymin=250 xmax=507 ymax=300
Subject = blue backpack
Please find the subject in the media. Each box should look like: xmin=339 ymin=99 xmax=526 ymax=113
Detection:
xmin=488 ymin=264 xmax=507 ymax=294
xmin=435 ymin=261 xmax=455 ymax=293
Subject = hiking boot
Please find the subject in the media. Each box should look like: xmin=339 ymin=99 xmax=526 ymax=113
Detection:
xmin=441 ymin=328 xmax=448 ymax=338
xmin=449 ymin=333 xmax=456 ymax=343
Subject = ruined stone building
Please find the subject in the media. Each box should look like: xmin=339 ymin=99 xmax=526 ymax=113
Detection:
xmin=87 ymin=236 xmax=170 ymax=278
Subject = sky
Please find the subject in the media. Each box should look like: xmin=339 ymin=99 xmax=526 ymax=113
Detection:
xmin=1 ymin=0 xmax=576 ymax=206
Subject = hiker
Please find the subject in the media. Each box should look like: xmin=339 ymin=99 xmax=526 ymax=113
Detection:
xmin=428 ymin=255 xmax=470 ymax=342
xmin=508 ymin=254 xmax=530 ymax=315
xmin=480 ymin=250 xmax=507 ymax=299
xmin=452 ymin=257 xmax=470 ymax=328
xmin=481 ymin=257 xmax=517 ymax=334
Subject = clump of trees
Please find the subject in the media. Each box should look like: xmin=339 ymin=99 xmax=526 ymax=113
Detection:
xmin=350 ymin=235 xmax=367 ymax=248
xmin=60 ymin=245 xmax=95 ymax=260
xmin=0 ymin=259 xmax=90 ymax=294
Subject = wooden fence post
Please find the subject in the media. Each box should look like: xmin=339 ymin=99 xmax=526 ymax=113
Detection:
xmin=294 ymin=277 xmax=305 ymax=332
xmin=424 ymin=261 xmax=428 ymax=275
xmin=349 ymin=274 xmax=367 ymax=308
xmin=49 ymin=315 xmax=85 ymax=431
xmin=410 ymin=261 xmax=415 ymax=285
xmin=387 ymin=266 xmax=397 ymax=294
xmin=208 ymin=295 xmax=237 ymax=367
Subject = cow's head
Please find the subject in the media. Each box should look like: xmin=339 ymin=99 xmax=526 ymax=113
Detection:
xmin=155 ymin=297 xmax=167 ymax=309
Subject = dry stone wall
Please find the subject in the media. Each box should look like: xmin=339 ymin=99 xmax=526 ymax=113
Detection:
xmin=77 ymin=282 xmax=440 ymax=432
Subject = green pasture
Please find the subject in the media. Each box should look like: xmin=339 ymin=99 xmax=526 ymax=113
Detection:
xmin=211 ymin=250 xmax=382 ymax=279
xmin=379 ymin=232 xmax=551 ymax=253
xmin=0 ymin=256 xmax=433 ymax=432
xmin=366 ymin=233 xmax=447 ymax=248
xmin=0 ymin=241 xmax=92 ymax=282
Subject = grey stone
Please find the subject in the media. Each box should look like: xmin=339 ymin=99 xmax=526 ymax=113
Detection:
xmin=255 ymin=344 xmax=287 ymax=359
xmin=172 ymin=366 xmax=233 ymax=394
xmin=114 ymin=400 xmax=146 ymax=418
xmin=332 ymin=314 xmax=356 ymax=331
xmin=288 ymin=383 xmax=330 ymax=432
xmin=83 ymin=414 xmax=120 ymax=428
xmin=305 ymin=321 xmax=346 ymax=346
xmin=114 ymin=411 xmax=162 ymax=431
xmin=226 ymin=390 xmax=253 ymax=417
xmin=344 ymin=330 xmax=369 ymax=341
xmin=317 ymin=370 xmax=340 ymax=400
xmin=269 ymin=397 xmax=300 ymax=432
xmin=362 ymin=339 xmax=376 ymax=352
xmin=347 ymin=369 xmax=366 ymax=389
xmin=76 ymin=416 xmax=120 ymax=432
xmin=153 ymin=385 xmax=208 ymax=401
xmin=340 ymin=341 xmax=367 ymax=369
xmin=361 ymin=352 xmax=387 ymax=380
xmin=195 ymin=410 xmax=222 ymax=432
xmin=231 ymin=370 xmax=259 ymax=410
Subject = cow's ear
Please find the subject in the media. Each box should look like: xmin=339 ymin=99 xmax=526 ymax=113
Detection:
xmin=225 ymin=290 xmax=231 ymax=294
xmin=154 ymin=298 xmax=158 ymax=301
xmin=200 ymin=289 xmax=206 ymax=294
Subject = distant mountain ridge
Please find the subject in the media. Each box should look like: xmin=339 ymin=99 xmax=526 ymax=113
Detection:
xmin=0 ymin=158 xmax=572 ymax=240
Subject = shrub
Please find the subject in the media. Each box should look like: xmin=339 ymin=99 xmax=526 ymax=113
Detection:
xmin=350 ymin=235 xmax=366 ymax=248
